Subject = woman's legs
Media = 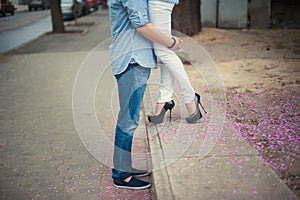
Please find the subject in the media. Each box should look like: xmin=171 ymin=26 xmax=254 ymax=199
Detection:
xmin=149 ymin=1 xmax=174 ymax=105
xmin=149 ymin=0 xmax=196 ymax=115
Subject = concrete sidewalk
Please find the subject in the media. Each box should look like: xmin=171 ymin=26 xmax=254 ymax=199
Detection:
xmin=144 ymin=67 xmax=299 ymax=199
xmin=0 ymin=8 xmax=298 ymax=200
xmin=0 ymin=9 xmax=153 ymax=199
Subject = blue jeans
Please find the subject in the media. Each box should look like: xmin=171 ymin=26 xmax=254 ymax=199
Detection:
xmin=112 ymin=63 xmax=151 ymax=181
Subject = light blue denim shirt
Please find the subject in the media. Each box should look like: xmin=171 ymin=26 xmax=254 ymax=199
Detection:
xmin=109 ymin=0 xmax=157 ymax=75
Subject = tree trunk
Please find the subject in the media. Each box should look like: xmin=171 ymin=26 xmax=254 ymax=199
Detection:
xmin=172 ymin=0 xmax=201 ymax=36
xmin=102 ymin=0 xmax=108 ymax=9
xmin=50 ymin=0 xmax=65 ymax=33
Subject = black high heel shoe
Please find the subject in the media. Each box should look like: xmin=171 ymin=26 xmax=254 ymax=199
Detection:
xmin=186 ymin=93 xmax=207 ymax=123
xmin=148 ymin=100 xmax=175 ymax=124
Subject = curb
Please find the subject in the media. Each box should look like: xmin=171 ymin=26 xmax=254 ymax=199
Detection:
xmin=143 ymin=88 xmax=175 ymax=200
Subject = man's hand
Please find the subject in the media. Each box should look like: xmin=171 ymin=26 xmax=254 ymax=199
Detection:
xmin=136 ymin=23 xmax=183 ymax=50
xmin=170 ymin=36 xmax=183 ymax=51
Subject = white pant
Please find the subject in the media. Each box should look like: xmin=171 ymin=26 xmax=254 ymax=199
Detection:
xmin=149 ymin=0 xmax=195 ymax=104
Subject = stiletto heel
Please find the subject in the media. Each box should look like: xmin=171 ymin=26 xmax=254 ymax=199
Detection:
xmin=186 ymin=93 xmax=206 ymax=123
xmin=148 ymin=100 xmax=175 ymax=124
xmin=196 ymin=93 xmax=207 ymax=114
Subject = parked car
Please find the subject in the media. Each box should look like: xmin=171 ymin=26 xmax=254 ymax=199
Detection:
xmin=28 ymin=0 xmax=49 ymax=11
xmin=79 ymin=0 xmax=91 ymax=16
xmin=61 ymin=0 xmax=82 ymax=20
xmin=0 ymin=0 xmax=16 ymax=16
xmin=87 ymin=0 xmax=98 ymax=10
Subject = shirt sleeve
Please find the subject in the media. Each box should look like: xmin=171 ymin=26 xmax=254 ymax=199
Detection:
xmin=122 ymin=0 xmax=150 ymax=29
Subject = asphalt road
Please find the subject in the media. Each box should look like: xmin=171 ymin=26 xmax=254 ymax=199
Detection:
xmin=0 ymin=10 xmax=51 ymax=54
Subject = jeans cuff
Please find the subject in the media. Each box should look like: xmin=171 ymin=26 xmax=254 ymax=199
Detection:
xmin=113 ymin=172 xmax=132 ymax=182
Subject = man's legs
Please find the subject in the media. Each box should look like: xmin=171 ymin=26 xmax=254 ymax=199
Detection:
xmin=112 ymin=64 xmax=151 ymax=182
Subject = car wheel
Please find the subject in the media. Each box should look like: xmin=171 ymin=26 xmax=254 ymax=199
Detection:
xmin=11 ymin=11 xmax=14 ymax=15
